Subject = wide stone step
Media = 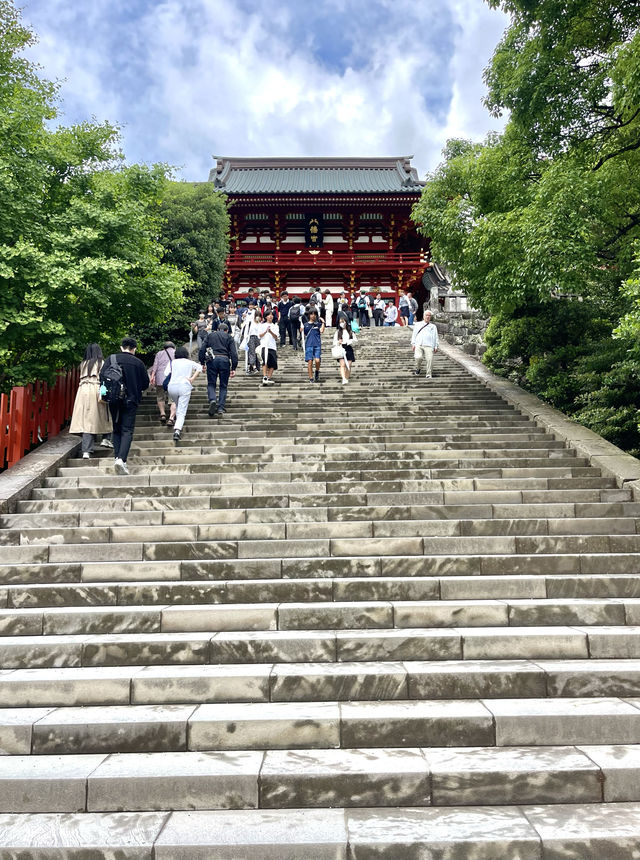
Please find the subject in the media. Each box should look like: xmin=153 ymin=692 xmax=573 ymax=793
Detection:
xmin=3 ymin=697 xmax=640 ymax=754
xmin=1 ymin=596 xmax=639 ymax=636
xmin=6 ymin=572 xmax=640 ymax=609
xmin=3 ymin=625 xmax=640 ymax=668
xmin=3 ymin=743 xmax=640 ymax=813
xmin=5 ymin=550 xmax=640 ymax=588
xmin=4 ymin=802 xmax=640 ymax=857
xmin=7 ymin=534 xmax=640 ymax=565
xmin=4 ymin=659 xmax=640 ymax=707
xmin=2 ymin=514 xmax=637 ymax=547
xmin=10 ymin=499 xmax=640 ymax=525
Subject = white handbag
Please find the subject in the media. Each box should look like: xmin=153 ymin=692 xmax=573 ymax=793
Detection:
xmin=331 ymin=343 xmax=345 ymax=360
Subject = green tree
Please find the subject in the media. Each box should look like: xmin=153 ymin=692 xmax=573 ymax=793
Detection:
xmin=0 ymin=0 xmax=188 ymax=390
xmin=133 ymin=181 xmax=229 ymax=352
xmin=412 ymin=0 xmax=640 ymax=451
xmin=159 ymin=181 xmax=229 ymax=312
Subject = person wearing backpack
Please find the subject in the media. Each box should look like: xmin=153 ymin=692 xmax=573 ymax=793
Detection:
xmin=199 ymin=322 xmax=238 ymax=416
xmin=288 ymin=298 xmax=302 ymax=350
xmin=357 ymin=288 xmax=371 ymax=329
xmin=100 ymin=337 xmax=149 ymax=475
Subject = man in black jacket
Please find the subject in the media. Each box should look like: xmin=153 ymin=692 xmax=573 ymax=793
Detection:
xmin=199 ymin=323 xmax=238 ymax=416
xmin=103 ymin=337 xmax=149 ymax=475
xmin=277 ymin=291 xmax=294 ymax=348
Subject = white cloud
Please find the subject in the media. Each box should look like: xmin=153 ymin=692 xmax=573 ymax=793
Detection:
xmin=21 ymin=0 xmax=510 ymax=180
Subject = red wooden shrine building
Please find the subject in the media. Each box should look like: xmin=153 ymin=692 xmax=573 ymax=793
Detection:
xmin=210 ymin=156 xmax=431 ymax=304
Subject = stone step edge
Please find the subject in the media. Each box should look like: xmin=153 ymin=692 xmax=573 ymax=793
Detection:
xmin=1 ymin=597 xmax=640 ymax=636
xmin=2 ymin=802 xmax=640 ymax=857
xmin=3 ymin=515 xmax=639 ymax=546
xmin=5 ymin=697 xmax=640 ymax=755
xmin=0 ymin=744 xmax=637 ymax=812
xmin=3 ymin=658 xmax=640 ymax=707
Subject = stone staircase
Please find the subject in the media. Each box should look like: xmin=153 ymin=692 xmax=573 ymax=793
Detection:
xmin=2 ymin=327 xmax=640 ymax=856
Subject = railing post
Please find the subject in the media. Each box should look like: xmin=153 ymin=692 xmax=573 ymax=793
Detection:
xmin=1 ymin=367 xmax=79 ymax=471
xmin=9 ymin=385 xmax=28 ymax=468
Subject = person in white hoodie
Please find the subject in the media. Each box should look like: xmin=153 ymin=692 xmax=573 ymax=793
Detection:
xmin=411 ymin=310 xmax=439 ymax=379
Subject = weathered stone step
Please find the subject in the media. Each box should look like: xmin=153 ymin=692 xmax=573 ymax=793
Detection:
xmin=3 ymin=514 xmax=637 ymax=548
xmin=30 ymin=477 xmax=621 ymax=503
xmin=3 ymin=802 xmax=640 ymax=858
xmin=3 ymin=697 xmax=640 ymax=754
xmin=1 ymin=596 xmax=639 ymax=637
xmin=2 ymin=743 xmax=640 ymax=813
xmin=6 ymin=572 xmax=640 ymax=610
xmin=53 ymin=461 xmax=592 ymax=484
xmin=7 ymin=533 xmax=640 ymax=566
xmin=3 ymin=625 xmax=640 ymax=669
xmin=5 ymin=550 xmax=640 ymax=589
xmin=13 ymin=498 xmax=639 ymax=525
xmin=6 ymin=499 xmax=640 ymax=530
xmin=4 ymin=659 xmax=640 ymax=708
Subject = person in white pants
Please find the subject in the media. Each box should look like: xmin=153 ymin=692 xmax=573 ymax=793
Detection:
xmin=411 ymin=310 xmax=439 ymax=379
xmin=323 ymin=288 xmax=334 ymax=327
xmin=166 ymin=346 xmax=201 ymax=443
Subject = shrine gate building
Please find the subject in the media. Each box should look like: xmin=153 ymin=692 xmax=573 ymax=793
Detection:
xmin=209 ymin=156 xmax=431 ymax=304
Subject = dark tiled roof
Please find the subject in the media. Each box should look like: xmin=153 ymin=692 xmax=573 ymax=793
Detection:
xmin=210 ymin=157 xmax=424 ymax=194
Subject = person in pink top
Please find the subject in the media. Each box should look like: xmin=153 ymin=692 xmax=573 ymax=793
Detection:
xmin=149 ymin=341 xmax=176 ymax=426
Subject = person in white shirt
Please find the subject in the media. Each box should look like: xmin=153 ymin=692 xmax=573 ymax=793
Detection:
xmin=244 ymin=304 xmax=262 ymax=374
xmin=257 ymin=309 xmax=280 ymax=385
xmin=411 ymin=310 xmax=439 ymax=379
xmin=384 ymin=302 xmax=398 ymax=326
xmin=332 ymin=318 xmax=357 ymax=384
xmin=373 ymin=293 xmax=386 ymax=326
xmin=323 ymin=288 xmax=334 ymax=327
xmin=166 ymin=346 xmax=202 ymax=443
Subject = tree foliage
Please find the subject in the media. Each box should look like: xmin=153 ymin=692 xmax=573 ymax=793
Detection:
xmin=133 ymin=181 xmax=229 ymax=353
xmin=159 ymin=181 xmax=229 ymax=311
xmin=412 ymin=0 xmax=640 ymax=451
xmin=0 ymin=0 xmax=188 ymax=391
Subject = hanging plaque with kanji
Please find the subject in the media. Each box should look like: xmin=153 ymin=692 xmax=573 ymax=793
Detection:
xmin=305 ymin=213 xmax=324 ymax=249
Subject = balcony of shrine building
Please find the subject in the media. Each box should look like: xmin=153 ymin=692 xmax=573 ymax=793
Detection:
xmin=209 ymin=155 xmax=435 ymax=304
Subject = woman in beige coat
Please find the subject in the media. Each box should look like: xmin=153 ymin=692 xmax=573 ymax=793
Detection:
xmin=69 ymin=344 xmax=113 ymax=458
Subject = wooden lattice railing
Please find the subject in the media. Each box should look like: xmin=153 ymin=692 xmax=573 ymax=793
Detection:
xmin=0 ymin=368 xmax=80 ymax=470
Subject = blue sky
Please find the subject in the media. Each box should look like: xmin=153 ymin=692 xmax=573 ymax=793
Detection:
xmin=21 ymin=0 xmax=510 ymax=181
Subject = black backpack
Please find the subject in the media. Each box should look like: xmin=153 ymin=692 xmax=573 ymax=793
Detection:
xmin=289 ymin=304 xmax=301 ymax=321
xmin=100 ymin=355 xmax=126 ymax=403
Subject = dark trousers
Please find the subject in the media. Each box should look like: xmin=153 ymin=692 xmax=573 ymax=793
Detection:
xmin=373 ymin=309 xmax=384 ymax=327
xmin=206 ymin=357 xmax=231 ymax=409
xmin=359 ymin=307 xmax=370 ymax=328
xmin=109 ymin=401 xmax=138 ymax=463
xmin=279 ymin=318 xmax=294 ymax=347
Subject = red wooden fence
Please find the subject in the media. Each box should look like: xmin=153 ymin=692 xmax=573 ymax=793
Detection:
xmin=0 ymin=367 xmax=80 ymax=471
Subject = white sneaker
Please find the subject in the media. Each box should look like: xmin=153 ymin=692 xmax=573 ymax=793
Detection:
xmin=82 ymin=452 xmax=91 ymax=459
xmin=100 ymin=439 xmax=113 ymax=448
xmin=342 ymin=378 xmax=349 ymax=385
xmin=114 ymin=458 xmax=129 ymax=475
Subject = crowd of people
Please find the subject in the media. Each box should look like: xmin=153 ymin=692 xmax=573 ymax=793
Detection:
xmin=69 ymin=287 xmax=438 ymax=473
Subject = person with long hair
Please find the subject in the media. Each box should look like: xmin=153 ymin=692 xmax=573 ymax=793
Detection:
xmin=258 ymin=309 xmax=279 ymax=385
xmin=166 ymin=345 xmax=202 ymax=443
xmin=69 ymin=344 xmax=113 ymax=458
xmin=332 ymin=317 xmax=357 ymax=385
